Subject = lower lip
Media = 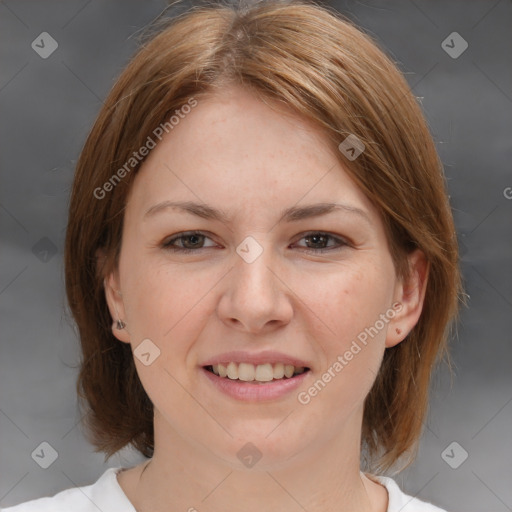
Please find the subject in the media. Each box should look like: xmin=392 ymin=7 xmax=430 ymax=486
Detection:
xmin=201 ymin=367 xmax=310 ymax=402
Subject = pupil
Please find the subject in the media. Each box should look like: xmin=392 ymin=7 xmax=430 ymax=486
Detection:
xmin=184 ymin=234 xmax=202 ymax=248
xmin=308 ymin=234 xmax=326 ymax=248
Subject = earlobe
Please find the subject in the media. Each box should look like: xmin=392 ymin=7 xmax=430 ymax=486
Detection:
xmin=97 ymin=247 xmax=131 ymax=344
xmin=115 ymin=319 xmax=126 ymax=330
xmin=385 ymin=249 xmax=429 ymax=348
xmin=103 ymin=273 xmax=131 ymax=344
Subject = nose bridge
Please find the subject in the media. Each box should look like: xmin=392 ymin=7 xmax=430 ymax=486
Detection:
xmin=232 ymin=235 xmax=277 ymax=299
xmin=217 ymin=234 xmax=292 ymax=332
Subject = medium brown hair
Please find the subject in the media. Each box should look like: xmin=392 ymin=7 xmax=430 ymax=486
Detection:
xmin=65 ymin=0 xmax=462 ymax=472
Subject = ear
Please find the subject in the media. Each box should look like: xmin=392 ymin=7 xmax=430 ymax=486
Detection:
xmin=96 ymin=248 xmax=131 ymax=344
xmin=386 ymin=249 xmax=429 ymax=348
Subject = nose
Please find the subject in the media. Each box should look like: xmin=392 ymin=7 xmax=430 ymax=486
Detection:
xmin=216 ymin=243 xmax=293 ymax=334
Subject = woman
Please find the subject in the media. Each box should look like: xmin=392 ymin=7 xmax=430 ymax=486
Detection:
xmin=4 ymin=1 xmax=462 ymax=510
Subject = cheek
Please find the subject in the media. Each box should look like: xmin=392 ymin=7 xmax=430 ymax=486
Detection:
xmin=307 ymin=260 xmax=393 ymax=343
xmin=120 ymin=250 xmax=221 ymax=354
xmin=118 ymin=260 xmax=215 ymax=403
xmin=301 ymin=261 xmax=393 ymax=401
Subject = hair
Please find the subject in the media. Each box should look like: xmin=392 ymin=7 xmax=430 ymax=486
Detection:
xmin=64 ymin=0 xmax=463 ymax=473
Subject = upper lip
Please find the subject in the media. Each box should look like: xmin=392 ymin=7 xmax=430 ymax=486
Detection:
xmin=201 ymin=350 xmax=311 ymax=369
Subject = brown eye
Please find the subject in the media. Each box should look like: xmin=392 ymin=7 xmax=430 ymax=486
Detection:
xmin=162 ymin=231 xmax=216 ymax=253
xmin=293 ymin=232 xmax=348 ymax=253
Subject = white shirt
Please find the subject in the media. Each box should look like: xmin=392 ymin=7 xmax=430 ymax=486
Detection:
xmin=1 ymin=467 xmax=448 ymax=512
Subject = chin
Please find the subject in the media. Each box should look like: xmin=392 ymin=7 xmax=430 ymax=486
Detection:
xmin=214 ymin=425 xmax=314 ymax=471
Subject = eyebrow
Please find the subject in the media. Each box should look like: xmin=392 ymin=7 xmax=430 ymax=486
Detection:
xmin=143 ymin=200 xmax=371 ymax=225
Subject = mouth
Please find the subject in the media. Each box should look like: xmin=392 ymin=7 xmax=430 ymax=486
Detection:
xmin=203 ymin=362 xmax=310 ymax=384
xmin=200 ymin=351 xmax=312 ymax=401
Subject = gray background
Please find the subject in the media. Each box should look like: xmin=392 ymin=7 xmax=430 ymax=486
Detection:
xmin=1 ymin=0 xmax=511 ymax=510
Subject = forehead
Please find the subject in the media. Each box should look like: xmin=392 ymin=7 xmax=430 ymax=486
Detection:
xmin=125 ymin=85 xmax=375 ymax=221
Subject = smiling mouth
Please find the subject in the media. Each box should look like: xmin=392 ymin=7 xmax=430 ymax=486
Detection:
xmin=203 ymin=362 xmax=310 ymax=383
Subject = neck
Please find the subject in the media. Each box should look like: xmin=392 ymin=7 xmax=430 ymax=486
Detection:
xmin=123 ymin=408 xmax=388 ymax=512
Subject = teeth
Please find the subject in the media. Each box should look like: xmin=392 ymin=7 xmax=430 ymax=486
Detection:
xmin=238 ymin=362 xmax=255 ymax=382
xmin=284 ymin=364 xmax=294 ymax=378
xmin=209 ymin=362 xmax=307 ymax=382
xmin=226 ymin=362 xmax=238 ymax=380
xmin=273 ymin=362 xmax=285 ymax=379
xmin=218 ymin=363 xmax=227 ymax=378
xmin=255 ymin=363 xmax=273 ymax=382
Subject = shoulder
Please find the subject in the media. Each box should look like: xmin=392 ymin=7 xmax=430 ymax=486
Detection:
xmin=1 ymin=467 xmax=135 ymax=512
xmin=370 ymin=475 xmax=449 ymax=512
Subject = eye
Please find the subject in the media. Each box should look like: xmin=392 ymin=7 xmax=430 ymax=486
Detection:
xmin=161 ymin=230 xmax=350 ymax=255
xmin=292 ymin=232 xmax=349 ymax=253
xmin=162 ymin=231 xmax=217 ymax=253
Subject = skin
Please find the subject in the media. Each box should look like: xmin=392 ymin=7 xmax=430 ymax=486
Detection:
xmin=103 ymin=84 xmax=428 ymax=512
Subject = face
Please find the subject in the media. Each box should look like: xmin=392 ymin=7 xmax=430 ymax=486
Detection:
xmin=105 ymin=85 xmax=427 ymax=470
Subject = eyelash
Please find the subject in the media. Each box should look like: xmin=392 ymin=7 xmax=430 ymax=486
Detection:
xmin=161 ymin=231 xmax=349 ymax=254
